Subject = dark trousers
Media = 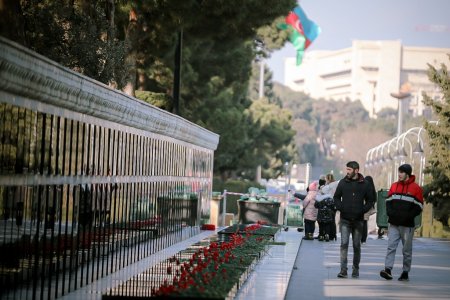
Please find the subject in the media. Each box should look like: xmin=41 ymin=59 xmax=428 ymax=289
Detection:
xmin=361 ymin=220 xmax=368 ymax=242
xmin=318 ymin=221 xmax=324 ymax=237
xmin=304 ymin=219 xmax=316 ymax=235
xmin=330 ymin=221 xmax=337 ymax=239
xmin=322 ymin=222 xmax=333 ymax=237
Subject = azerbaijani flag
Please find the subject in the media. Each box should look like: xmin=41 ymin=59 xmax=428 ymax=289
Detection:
xmin=280 ymin=5 xmax=321 ymax=65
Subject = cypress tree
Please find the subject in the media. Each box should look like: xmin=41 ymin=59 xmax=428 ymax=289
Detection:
xmin=422 ymin=55 xmax=450 ymax=227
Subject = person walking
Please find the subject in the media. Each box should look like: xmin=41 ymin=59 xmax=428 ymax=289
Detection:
xmin=362 ymin=176 xmax=377 ymax=243
xmin=380 ymin=164 xmax=423 ymax=282
xmin=334 ymin=161 xmax=375 ymax=278
xmin=316 ymin=176 xmax=327 ymax=241
xmin=323 ymin=173 xmax=339 ymax=240
xmin=302 ymin=181 xmax=319 ymax=240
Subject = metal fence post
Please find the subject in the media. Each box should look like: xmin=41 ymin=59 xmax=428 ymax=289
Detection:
xmin=222 ymin=190 xmax=227 ymax=226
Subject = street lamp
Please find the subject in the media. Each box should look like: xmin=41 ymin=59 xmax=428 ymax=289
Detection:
xmin=284 ymin=162 xmax=290 ymax=201
xmin=254 ymin=39 xmax=265 ymax=182
xmin=395 ymin=147 xmax=408 ymax=160
xmin=365 ymin=126 xmax=427 ymax=187
xmin=401 ymin=127 xmax=426 ymax=185
xmin=393 ymin=127 xmax=426 ymax=184
xmin=283 ymin=161 xmax=292 ymax=225
xmin=390 ymin=91 xmax=411 ymax=137
xmin=385 ymin=139 xmax=398 ymax=185
xmin=330 ymin=143 xmax=337 ymax=155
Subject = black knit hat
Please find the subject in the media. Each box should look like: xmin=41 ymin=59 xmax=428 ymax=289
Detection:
xmin=398 ymin=164 xmax=412 ymax=176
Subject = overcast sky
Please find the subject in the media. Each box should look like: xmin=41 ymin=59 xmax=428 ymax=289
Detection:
xmin=267 ymin=0 xmax=450 ymax=83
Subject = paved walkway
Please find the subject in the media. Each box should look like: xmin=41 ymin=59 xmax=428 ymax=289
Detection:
xmin=285 ymin=234 xmax=450 ymax=300
xmin=235 ymin=228 xmax=301 ymax=299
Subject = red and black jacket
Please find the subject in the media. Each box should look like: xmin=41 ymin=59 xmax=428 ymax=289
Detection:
xmin=386 ymin=175 xmax=424 ymax=227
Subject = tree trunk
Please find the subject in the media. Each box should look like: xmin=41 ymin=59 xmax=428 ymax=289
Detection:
xmin=122 ymin=8 xmax=139 ymax=97
xmin=0 ymin=0 xmax=26 ymax=44
xmin=137 ymin=70 xmax=147 ymax=91
xmin=105 ymin=0 xmax=117 ymax=88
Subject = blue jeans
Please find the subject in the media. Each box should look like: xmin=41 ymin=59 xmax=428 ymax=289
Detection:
xmin=340 ymin=218 xmax=363 ymax=271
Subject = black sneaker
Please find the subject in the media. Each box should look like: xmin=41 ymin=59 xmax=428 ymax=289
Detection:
xmin=302 ymin=234 xmax=313 ymax=240
xmin=398 ymin=271 xmax=409 ymax=281
xmin=352 ymin=267 xmax=359 ymax=278
xmin=337 ymin=269 xmax=348 ymax=278
xmin=380 ymin=268 xmax=393 ymax=280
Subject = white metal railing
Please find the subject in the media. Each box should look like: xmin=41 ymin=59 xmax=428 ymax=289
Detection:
xmin=0 ymin=36 xmax=219 ymax=300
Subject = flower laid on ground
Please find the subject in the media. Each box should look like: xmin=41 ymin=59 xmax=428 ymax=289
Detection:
xmin=150 ymin=224 xmax=279 ymax=299
xmin=200 ymin=224 xmax=216 ymax=230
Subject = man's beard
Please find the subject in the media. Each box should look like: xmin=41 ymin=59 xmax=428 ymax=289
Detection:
xmin=346 ymin=171 xmax=355 ymax=179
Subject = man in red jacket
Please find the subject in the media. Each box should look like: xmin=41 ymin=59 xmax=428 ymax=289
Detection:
xmin=380 ymin=164 xmax=424 ymax=282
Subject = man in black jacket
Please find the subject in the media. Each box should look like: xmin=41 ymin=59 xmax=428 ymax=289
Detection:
xmin=333 ymin=161 xmax=375 ymax=278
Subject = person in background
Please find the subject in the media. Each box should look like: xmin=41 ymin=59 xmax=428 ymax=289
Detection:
xmin=334 ymin=161 xmax=375 ymax=279
xmin=302 ymin=181 xmax=319 ymax=240
xmin=324 ymin=173 xmax=338 ymax=191
xmin=323 ymin=173 xmax=339 ymax=240
xmin=380 ymin=164 xmax=423 ymax=282
xmin=292 ymin=190 xmax=307 ymax=201
xmin=316 ymin=175 xmax=327 ymax=241
xmin=314 ymin=191 xmax=335 ymax=242
xmin=362 ymin=176 xmax=377 ymax=244
xmin=316 ymin=173 xmax=339 ymax=241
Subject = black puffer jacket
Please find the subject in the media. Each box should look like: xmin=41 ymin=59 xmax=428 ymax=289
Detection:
xmin=333 ymin=173 xmax=375 ymax=221
xmin=314 ymin=197 xmax=335 ymax=223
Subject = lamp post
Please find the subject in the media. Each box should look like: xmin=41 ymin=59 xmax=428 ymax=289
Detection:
xmin=385 ymin=139 xmax=397 ymax=186
xmin=390 ymin=91 xmax=411 ymax=137
xmin=284 ymin=162 xmax=290 ymax=210
xmin=254 ymin=39 xmax=265 ymax=182
xmin=329 ymin=141 xmax=345 ymax=174
xmin=414 ymin=128 xmax=426 ymax=186
xmin=399 ymin=127 xmax=426 ymax=186
xmin=365 ymin=126 xmax=427 ymax=188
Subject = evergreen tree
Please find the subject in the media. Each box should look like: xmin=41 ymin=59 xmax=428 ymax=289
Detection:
xmin=1 ymin=0 xmax=297 ymax=181
xmin=16 ymin=0 xmax=129 ymax=88
xmin=422 ymin=56 xmax=450 ymax=227
xmin=244 ymin=97 xmax=296 ymax=179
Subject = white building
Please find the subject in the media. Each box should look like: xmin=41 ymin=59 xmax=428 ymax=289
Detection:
xmin=284 ymin=40 xmax=450 ymax=118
